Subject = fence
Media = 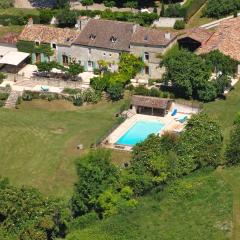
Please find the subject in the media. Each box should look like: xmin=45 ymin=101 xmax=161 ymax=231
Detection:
xmin=175 ymin=99 xmax=203 ymax=113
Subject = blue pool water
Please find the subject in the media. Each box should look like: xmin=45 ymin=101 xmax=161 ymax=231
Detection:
xmin=116 ymin=120 xmax=164 ymax=146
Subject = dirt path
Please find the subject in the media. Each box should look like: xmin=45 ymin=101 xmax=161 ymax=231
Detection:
xmin=217 ymin=169 xmax=240 ymax=240
xmin=14 ymin=0 xmax=33 ymax=8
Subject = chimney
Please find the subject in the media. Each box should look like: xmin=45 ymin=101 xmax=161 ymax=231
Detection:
xmin=27 ymin=17 xmax=33 ymax=27
xmin=76 ymin=16 xmax=90 ymax=31
xmin=133 ymin=24 xmax=139 ymax=33
xmin=164 ymin=32 xmax=171 ymax=40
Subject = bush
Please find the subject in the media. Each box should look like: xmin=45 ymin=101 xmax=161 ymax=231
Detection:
xmin=0 ymin=100 xmax=4 ymax=107
xmin=174 ymin=19 xmax=185 ymax=29
xmin=71 ymin=149 xmax=119 ymax=217
xmin=107 ymin=83 xmax=124 ymax=101
xmin=73 ymin=95 xmax=84 ymax=106
xmin=134 ymin=85 xmax=149 ymax=96
xmin=0 ymin=92 xmax=9 ymax=100
xmin=225 ymin=114 xmax=240 ymax=165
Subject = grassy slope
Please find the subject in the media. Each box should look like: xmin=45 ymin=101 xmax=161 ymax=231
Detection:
xmin=186 ymin=4 xmax=213 ymax=29
xmin=204 ymin=82 xmax=240 ymax=144
xmin=66 ymin=169 xmax=233 ymax=240
xmin=0 ymin=100 xmax=125 ymax=199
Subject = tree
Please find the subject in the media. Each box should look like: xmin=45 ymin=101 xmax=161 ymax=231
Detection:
xmin=81 ymin=0 xmax=94 ymax=10
xmin=124 ymin=1 xmax=138 ymax=10
xmin=71 ymin=149 xmax=119 ymax=217
xmin=202 ymin=50 xmax=239 ymax=76
xmin=56 ymin=0 xmax=70 ymax=9
xmin=178 ymin=113 xmax=222 ymax=168
xmin=162 ymin=49 xmax=212 ymax=101
xmin=57 ymin=9 xmax=77 ymax=27
xmin=204 ymin=0 xmax=240 ymax=18
xmin=119 ymin=53 xmax=144 ymax=79
xmin=0 ymin=179 xmax=69 ymax=239
xmin=225 ymin=114 xmax=240 ymax=165
xmin=160 ymin=3 xmax=165 ymax=16
xmin=103 ymin=0 xmax=116 ymax=8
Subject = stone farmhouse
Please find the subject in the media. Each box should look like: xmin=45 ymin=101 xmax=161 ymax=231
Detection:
xmin=178 ymin=17 xmax=240 ymax=74
xmin=17 ymin=17 xmax=177 ymax=79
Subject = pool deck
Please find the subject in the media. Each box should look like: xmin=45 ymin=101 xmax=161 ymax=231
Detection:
xmin=104 ymin=112 xmax=190 ymax=151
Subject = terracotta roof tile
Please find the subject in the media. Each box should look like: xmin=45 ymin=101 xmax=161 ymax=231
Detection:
xmin=0 ymin=32 xmax=19 ymax=45
xmin=178 ymin=28 xmax=213 ymax=45
xmin=132 ymin=95 xmax=172 ymax=109
xmin=74 ymin=19 xmax=135 ymax=51
xmin=198 ymin=17 xmax=240 ymax=61
xmin=131 ymin=26 xmax=177 ymax=46
xmin=18 ymin=24 xmax=79 ymax=46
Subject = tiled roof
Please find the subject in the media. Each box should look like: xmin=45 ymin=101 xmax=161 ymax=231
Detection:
xmin=131 ymin=26 xmax=177 ymax=46
xmin=0 ymin=33 xmax=19 ymax=45
xmin=178 ymin=28 xmax=213 ymax=45
xmin=74 ymin=19 xmax=135 ymax=51
xmin=132 ymin=95 xmax=172 ymax=109
xmin=18 ymin=24 xmax=79 ymax=46
xmin=198 ymin=17 xmax=240 ymax=61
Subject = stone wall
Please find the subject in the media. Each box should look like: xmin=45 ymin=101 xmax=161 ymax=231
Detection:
xmin=71 ymin=44 xmax=121 ymax=72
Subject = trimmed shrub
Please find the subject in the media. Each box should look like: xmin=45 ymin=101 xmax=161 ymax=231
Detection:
xmin=174 ymin=19 xmax=185 ymax=29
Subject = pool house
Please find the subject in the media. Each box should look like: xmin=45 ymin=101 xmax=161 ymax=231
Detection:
xmin=131 ymin=95 xmax=174 ymax=117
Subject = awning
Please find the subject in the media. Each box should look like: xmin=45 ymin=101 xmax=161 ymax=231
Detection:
xmin=0 ymin=51 xmax=30 ymax=66
xmin=0 ymin=46 xmax=17 ymax=57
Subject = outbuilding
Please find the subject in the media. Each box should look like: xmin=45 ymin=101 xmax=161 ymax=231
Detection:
xmin=131 ymin=95 xmax=173 ymax=117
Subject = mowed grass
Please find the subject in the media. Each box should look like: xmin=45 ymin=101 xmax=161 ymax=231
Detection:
xmin=66 ymin=169 xmax=233 ymax=240
xmin=0 ymin=99 xmax=124 ymax=199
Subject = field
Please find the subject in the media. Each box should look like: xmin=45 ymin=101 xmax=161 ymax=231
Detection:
xmin=0 ymin=99 xmax=129 ymax=199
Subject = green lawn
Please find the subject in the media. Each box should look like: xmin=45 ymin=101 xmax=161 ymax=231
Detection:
xmin=204 ymin=81 xmax=240 ymax=144
xmin=66 ymin=168 xmax=233 ymax=240
xmin=0 ymin=99 xmax=125 ymax=199
xmin=186 ymin=4 xmax=213 ymax=29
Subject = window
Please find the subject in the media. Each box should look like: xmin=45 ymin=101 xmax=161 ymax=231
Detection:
xmin=103 ymin=52 xmax=106 ymax=56
xmin=145 ymin=66 xmax=149 ymax=75
xmin=109 ymin=53 xmax=112 ymax=57
xmin=62 ymin=55 xmax=69 ymax=66
xmin=88 ymin=48 xmax=91 ymax=55
xmin=35 ymin=41 xmax=40 ymax=46
xmin=144 ymin=35 xmax=148 ymax=41
xmin=110 ymin=36 xmax=117 ymax=43
xmin=51 ymin=43 xmax=56 ymax=49
xmin=144 ymin=52 xmax=149 ymax=61
xmin=89 ymin=34 xmax=96 ymax=40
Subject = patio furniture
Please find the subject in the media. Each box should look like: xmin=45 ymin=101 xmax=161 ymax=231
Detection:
xmin=171 ymin=108 xmax=177 ymax=116
xmin=179 ymin=116 xmax=188 ymax=123
xmin=41 ymin=86 xmax=49 ymax=92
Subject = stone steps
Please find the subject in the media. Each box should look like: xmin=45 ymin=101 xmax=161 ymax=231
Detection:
xmin=4 ymin=91 xmax=21 ymax=109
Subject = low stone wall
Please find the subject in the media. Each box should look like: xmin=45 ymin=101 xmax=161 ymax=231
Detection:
xmin=5 ymin=73 xmax=86 ymax=89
